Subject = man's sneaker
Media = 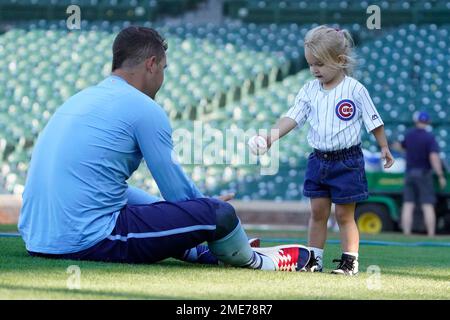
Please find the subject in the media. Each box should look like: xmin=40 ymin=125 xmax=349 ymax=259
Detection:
xmin=248 ymin=238 xmax=260 ymax=248
xmin=331 ymin=253 xmax=359 ymax=276
xmin=299 ymin=250 xmax=323 ymax=272
xmin=253 ymin=245 xmax=311 ymax=271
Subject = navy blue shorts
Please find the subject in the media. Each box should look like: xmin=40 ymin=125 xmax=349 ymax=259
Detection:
xmin=303 ymin=146 xmax=369 ymax=204
xmin=29 ymin=198 xmax=220 ymax=264
xmin=403 ymin=170 xmax=436 ymax=205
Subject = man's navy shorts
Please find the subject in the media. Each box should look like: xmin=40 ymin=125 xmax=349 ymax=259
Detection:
xmin=28 ymin=198 xmax=221 ymax=264
xmin=403 ymin=169 xmax=436 ymax=205
xmin=303 ymin=145 xmax=369 ymax=204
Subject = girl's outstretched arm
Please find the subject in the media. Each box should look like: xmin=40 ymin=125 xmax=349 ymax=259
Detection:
xmin=265 ymin=117 xmax=298 ymax=148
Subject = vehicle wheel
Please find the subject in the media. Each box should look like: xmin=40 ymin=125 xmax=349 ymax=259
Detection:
xmin=355 ymin=203 xmax=394 ymax=234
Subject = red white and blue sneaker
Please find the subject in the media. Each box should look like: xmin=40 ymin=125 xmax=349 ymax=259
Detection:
xmin=253 ymin=245 xmax=311 ymax=272
xmin=331 ymin=253 xmax=359 ymax=276
xmin=299 ymin=250 xmax=323 ymax=272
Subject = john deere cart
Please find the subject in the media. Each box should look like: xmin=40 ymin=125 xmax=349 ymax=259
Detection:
xmin=355 ymin=172 xmax=450 ymax=234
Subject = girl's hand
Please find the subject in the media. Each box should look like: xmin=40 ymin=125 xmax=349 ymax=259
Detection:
xmin=381 ymin=146 xmax=395 ymax=168
xmin=248 ymin=135 xmax=268 ymax=155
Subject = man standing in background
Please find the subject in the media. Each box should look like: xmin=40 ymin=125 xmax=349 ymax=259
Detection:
xmin=399 ymin=111 xmax=447 ymax=237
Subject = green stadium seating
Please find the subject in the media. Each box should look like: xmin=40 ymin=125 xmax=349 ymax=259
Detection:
xmin=224 ymin=0 xmax=450 ymax=25
xmin=0 ymin=0 xmax=206 ymax=21
xmin=355 ymin=24 xmax=450 ymax=126
xmin=0 ymin=21 xmax=448 ymax=200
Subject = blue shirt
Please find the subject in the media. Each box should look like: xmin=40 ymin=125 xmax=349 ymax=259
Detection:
xmin=401 ymin=127 xmax=440 ymax=172
xmin=18 ymin=75 xmax=203 ymax=254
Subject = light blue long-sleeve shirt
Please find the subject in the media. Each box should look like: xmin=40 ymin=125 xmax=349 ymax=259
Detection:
xmin=18 ymin=75 xmax=203 ymax=254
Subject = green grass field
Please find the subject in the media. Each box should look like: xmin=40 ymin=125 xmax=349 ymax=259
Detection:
xmin=1 ymin=225 xmax=449 ymax=300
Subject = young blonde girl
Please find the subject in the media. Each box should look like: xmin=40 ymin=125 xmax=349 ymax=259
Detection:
xmin=249 ymin=25 xmax=395 ymax=275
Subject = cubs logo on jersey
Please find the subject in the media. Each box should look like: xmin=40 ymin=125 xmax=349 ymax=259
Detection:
xmin=335 ymin=99 xmax=356 ymax=121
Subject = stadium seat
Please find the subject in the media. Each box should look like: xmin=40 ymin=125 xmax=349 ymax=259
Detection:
xmin=0 ymin=21 xmax=448 ymax=200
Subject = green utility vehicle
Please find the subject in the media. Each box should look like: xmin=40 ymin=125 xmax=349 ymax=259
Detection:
xmin=355 ymin=172 xmax=450 ymax=234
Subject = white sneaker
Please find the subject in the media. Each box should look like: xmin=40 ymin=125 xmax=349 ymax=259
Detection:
xmin=253 ymin=245 xmax=311 ymax=272
xmin=331 ymin=253 xmax=359 ymax=276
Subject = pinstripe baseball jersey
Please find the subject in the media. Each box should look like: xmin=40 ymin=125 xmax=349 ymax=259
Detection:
xmin=285 ymin=76 xmax=384 ymax=151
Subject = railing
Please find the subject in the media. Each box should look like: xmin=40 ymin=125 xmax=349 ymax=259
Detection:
xmin=223 ymin=1 xmax=450 ymax=25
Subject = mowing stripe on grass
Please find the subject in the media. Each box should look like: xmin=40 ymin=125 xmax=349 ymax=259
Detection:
xmin=2 ymin=232 xmax=450 ymax=247
xmin=261 ymin=238 xmax=450 ymax=247
xmin=0 ymin=233 xmax=20 ymax=238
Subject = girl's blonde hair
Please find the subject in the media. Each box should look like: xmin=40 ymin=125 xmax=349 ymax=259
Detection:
xmin=304 ymin=25 xmax=357 ymax=76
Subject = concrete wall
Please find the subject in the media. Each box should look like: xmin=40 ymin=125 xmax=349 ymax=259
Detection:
xmin=0 ymin=195 xmax=313 ymax=228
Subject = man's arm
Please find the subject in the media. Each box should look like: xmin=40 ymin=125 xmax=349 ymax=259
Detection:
xmin=134 ymin=106 xmax=203 ymax=202
xmin=371 ymin=125 xmax=395 ymax=169
xmin=430 ymin=152 xmax=447 ymax=189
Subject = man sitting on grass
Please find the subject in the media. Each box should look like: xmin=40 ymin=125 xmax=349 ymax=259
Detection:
xmin=18 ymin=26 xmax=310 ymax=271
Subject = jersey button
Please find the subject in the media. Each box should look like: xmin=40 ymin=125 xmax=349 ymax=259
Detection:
xmin=324 ymin=154 xmax=328 ymax=159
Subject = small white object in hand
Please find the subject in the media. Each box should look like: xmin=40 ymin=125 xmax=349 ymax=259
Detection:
xmin=248 ymin=135 xmax=268 ymax=155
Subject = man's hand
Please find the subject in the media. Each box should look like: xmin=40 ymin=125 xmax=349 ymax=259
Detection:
xmin=381 ymin=146 xmax=395 ymax=169
xmin=218 ymin=193 xmax=235 ymax=202
xmin=430 ymin=153 xmax=446 ymax=190
xmin=438 ymin=176 xmax=447 ymax=190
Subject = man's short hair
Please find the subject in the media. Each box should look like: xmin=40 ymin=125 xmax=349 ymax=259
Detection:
xmin=112 ymin=26 xmax=168 ymax=71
